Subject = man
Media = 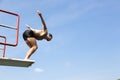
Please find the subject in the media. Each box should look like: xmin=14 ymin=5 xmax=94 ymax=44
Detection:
xmin=23 ymin=10 xmax=52 ymax=60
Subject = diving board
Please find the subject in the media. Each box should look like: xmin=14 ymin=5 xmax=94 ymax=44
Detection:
xmin=0 ymin=58 xmax=34 ymax=67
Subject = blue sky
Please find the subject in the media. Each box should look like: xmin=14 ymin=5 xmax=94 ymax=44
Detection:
xmin=0 ymin=0 xmax=120 ymax=80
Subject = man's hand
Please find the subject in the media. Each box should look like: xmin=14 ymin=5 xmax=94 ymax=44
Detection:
xmin=37 ymin=10 xmax=42 ymax=15
xmin=25 ymin=24 xmax=32 ymax=30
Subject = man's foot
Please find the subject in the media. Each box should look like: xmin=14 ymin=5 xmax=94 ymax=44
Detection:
xmin=24 ymin=57 xmax=30 ymax=61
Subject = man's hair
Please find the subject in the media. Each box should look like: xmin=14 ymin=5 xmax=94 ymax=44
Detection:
xmin=49 ymin=33 xmax=53 ymax=39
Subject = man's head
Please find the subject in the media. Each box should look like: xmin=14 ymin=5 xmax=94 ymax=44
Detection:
xmin=46 ymin=33 xmax=53 ymax=41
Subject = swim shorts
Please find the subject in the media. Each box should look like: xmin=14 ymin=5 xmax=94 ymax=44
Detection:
xmin=23 ymin=30 xmax=34 ymax=40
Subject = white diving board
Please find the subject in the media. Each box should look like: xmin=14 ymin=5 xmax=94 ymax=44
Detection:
xmin=0 ymin=58 xmax=35 ymax=67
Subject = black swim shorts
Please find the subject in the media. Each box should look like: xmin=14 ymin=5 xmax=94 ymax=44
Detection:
xmin=23 ymin=30 xmax=34 ymax=40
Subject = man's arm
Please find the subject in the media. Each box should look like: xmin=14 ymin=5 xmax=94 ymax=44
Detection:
xmin=37 ymin=10 xmax=47 ymax=31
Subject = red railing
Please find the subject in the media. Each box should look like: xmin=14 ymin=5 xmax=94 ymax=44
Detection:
xmin=0 ymin=36 xmax=6 ymax=58
xmin=0 ymin=9 xmax=20 ymax=46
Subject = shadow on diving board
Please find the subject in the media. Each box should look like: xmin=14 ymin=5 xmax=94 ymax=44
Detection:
xmin=0 ymin=58 xmax=35 ymax=67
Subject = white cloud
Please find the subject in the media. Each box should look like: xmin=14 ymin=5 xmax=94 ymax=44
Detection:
xmin=34 ymin=68 xmax=44 ymax=73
